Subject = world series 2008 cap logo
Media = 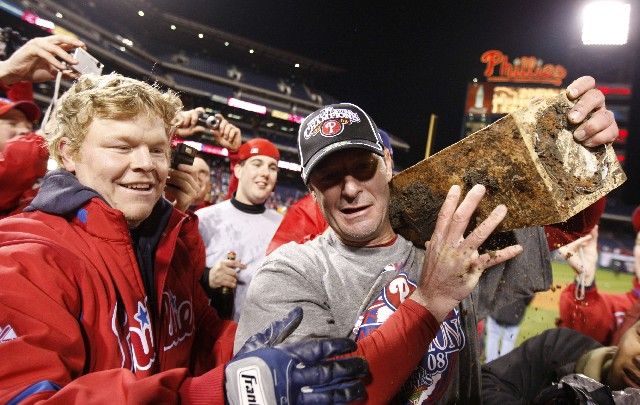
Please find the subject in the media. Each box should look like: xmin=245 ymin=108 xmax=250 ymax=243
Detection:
xmin=303 ymin=106 xmax=361 ymax=140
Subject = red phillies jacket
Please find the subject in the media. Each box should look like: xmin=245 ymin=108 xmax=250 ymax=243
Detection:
xmin=0 ymin=133 xmax=48 ymax=219
xmin=266 ymin=194 xmax=327 ymax=255
xmin=558 ymin=278 xmax=640 ymax=345
xmin=0 ymin=171 xmax=236 ymax=404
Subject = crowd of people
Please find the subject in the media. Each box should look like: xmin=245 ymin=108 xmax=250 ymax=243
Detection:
xmin=0 ymin=31 xmax=638 ymax=404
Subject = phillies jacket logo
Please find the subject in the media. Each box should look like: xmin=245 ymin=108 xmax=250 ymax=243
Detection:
xmin=111 ymin=298 xmax=156 ymax=372
xmin=162 ymin=289 xmax=194 ymax=351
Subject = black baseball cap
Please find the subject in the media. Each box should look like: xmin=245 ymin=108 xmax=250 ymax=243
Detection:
xmin=298 ymin=103 xmax=385 ymax=184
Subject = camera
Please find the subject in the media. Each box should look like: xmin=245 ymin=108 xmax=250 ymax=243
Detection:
xmin=197 ymin=112 xmax=221 ymax=130
xmin=70 ymin=48 xmax=104 ymax=75
xmin=170 ymin=143 xmax=198 ymax=169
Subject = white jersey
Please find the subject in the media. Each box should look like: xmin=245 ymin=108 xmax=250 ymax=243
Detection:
xmin=196 ymin=199 xmax=282 ymax=321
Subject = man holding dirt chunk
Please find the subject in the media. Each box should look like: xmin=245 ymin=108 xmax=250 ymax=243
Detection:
xmin=235 ymin=76 xmax=619 ymax=403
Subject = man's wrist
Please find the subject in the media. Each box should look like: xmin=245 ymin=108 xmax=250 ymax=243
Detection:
xmin=409 ymin=290 xmax=456 ymax=323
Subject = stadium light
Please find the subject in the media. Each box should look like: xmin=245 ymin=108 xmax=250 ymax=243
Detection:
xmin=228 ymin=98 xmax=267 ymax=114
xmin=224 ymin=41 xmax=229 ymax=46
xmin=198 ymin=33 xmax=204 ymax=38
xmin=55 ymin=12 xmax=62 ymax=18
xmin=170 ymin=24 xmax=176 ymax=30
xmin=294 ymin=63 xmax=300 ymax=68
xmin=249 ymin=49 xmax=254 ymax=54
xmin=581 ymin=1 xmax=630 ymax=45
xmin=137 ymin=10 xmax=144 ymax=17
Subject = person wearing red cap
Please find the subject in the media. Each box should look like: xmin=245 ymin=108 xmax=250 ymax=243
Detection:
xmin=196 ymin=138 xmax=283 ymax=321
xmin=558 ymin=219 xmax=640 ymax=346
xmin=0 ymin=33 xmax=86 ymax=218
xmin=0 ymin=98 xmax=47 ymax=218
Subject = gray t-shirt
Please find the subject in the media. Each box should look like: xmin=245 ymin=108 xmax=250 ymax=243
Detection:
xmin=236 ymin=226 xmax=552 ymax=403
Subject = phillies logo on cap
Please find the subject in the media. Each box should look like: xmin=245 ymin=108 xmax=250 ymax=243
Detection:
xmin=321 ymin=119 xmax=344 ymax=137
xmin=302 ymin=106 xmax=361 ymax=139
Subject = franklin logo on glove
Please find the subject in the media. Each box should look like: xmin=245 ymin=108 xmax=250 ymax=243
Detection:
xmin=237 ymin=367 xmax=264 ymax=404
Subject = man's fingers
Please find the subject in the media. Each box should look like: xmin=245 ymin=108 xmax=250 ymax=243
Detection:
xmin=572 ymin=108 xmax=615 ymax=144
xmin=219 ymin=275 xmax=237 ymax=288
xmin=293 ymin=358 xmax=368 ymax=387
xmin=229 ymin=260 xmax=247 ymax=270
xmin=460 ymin=204 xmax=507 ymax=250
xmin=47 ymin=35 xmax=86 ymax=49
xmin=299 ymin=381 xmax=366 ymax=405
xmin=444 ymin=184 xmax=486 ymax=245
xmin=578 ymin=116 xmax=618 ymax=147
xmin=235 ymin=307 xmax=303 ymax=354
xmin=432 ymin=185 xmax=461 ymax=246
xmin=40 ymin=42 xmax=77 ymax=65
xmin=566 ymin=76 xmax=596 ymax=100
xmin=261 ymin=306 xmax=303 ymax=347
xmin=166 ymin=173 xmax=197 ymax=194
xmin=34 ymin=48 xmax=66 ymax=71
xmin=568 ymin=88 xmax=605 ymax=124
xmin=286 ymin=338 xmax=357 ymax=365
xmin=221 ymin=265 xmax=239 ymax=278
xmin=480 ymin=244 xmax=523 ymax=269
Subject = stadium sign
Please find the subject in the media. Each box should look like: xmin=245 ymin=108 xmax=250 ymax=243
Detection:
xmin=480 ymin=50 xmax=567 ymax=86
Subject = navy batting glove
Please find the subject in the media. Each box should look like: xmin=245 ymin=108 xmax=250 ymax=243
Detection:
xmin=226 ymin=307 xmax=368 ymax=404
xmin=235 ymin=306 xmax=304 ymax=356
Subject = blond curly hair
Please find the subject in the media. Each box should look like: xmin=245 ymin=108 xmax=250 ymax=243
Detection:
xmin=47 ymin=73 xmax=182 ymax=165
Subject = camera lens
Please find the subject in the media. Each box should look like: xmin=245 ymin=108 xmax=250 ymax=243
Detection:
xmin=197 ymin=113 xmax=220 ymax=130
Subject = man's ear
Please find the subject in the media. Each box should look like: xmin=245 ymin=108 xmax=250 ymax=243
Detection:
xmin=59 ymin=137 xmax=77 ymax=172
xmin=233 ymin=162 xmax=243 ymax=179
xmin=383 ymin=149 xmax=393 ymax=182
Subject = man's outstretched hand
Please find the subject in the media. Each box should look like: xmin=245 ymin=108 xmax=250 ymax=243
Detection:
xmin=411 ymin=184 xmax=523 ymax=322
xmin=0 ymin=34 xmax=85 ymax=84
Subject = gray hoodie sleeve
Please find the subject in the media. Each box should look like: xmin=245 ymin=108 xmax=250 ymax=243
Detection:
xmin=234 ymin=243 xmax=337 ymax=352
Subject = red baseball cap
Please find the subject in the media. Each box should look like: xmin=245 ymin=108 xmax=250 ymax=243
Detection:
xmin=237 ymin=138 xmax=280 ymax=162
xmin=0 ymin=98 xmax=41 ymax=122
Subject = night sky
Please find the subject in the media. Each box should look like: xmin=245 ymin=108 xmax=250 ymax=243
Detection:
xmin=153 ymin=0 xmax=638 ymax=170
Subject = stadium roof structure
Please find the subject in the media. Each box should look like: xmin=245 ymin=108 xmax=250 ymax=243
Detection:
xmin=3 ymin=0 xmax=410 ymax=162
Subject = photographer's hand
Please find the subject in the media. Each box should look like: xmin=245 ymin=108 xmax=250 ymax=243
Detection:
xmin=0 ymin=34 xmax=85 ymax=85
xmin=173 ymin=107 xmax=209 ymax=138
xmin=165 ymin=163 xmax=199 ymax=212
xmin=213 ymin=116 xmax=241 ymax=152
xmin=172 ymin=108 xmax=241 ymax=152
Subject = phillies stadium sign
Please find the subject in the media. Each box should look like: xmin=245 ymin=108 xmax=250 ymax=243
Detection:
xmin=480 ymin=49 xmax=567 ymax=86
